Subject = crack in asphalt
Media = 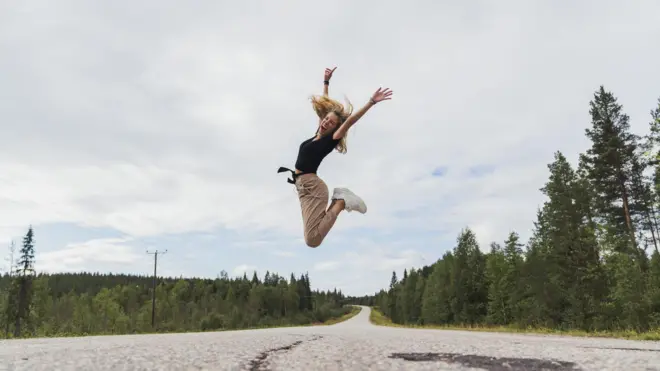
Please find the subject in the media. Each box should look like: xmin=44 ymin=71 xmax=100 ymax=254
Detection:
xmin=247 ymin=335 xmax=323 ymax=371
xmin=388 ymin=352 xmax=582 ymax=371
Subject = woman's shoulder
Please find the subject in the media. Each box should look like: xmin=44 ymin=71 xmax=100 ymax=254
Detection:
xmin=325 ymin=131 xmax=342 ymax=142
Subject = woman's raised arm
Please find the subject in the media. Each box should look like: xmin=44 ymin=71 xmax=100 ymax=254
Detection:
xmin=323 ymin=67 xmax=336 ymax=96
xmin=333 ymin=87 xmax=393 ymax=140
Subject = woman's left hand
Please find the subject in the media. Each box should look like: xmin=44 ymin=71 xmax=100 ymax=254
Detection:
xmin=324 ymin=67 xmax=337 ymax=82
xmin=371 ymin=87 xmax=393 ymax=103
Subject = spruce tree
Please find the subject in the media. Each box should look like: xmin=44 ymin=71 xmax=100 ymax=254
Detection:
xmin=412 ymin=272 xmax=425 ymax=325
xmin=421 ymin=253 xmax=453 ymax=324
xmin=451 ymin=228 xmax=487 ymax=325
xmin=503 ymin=232 xmax=524 ymax=322
xmin=402 ymin=268 xmax=418 ymax=323
xmin=13 ymin=226 xmax=36 ymax=337
xmin=387 ymin=271 xmax=398 ymax=320
xmin=485 ymin=242 xmax=508 ymax=324
xmin=540 ymin=152 xmax=605 ymax=330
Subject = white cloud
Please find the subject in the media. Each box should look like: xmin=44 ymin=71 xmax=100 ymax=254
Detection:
xmin=272 ymin=250 xmax=296 ymax=258
xmin=343 ymin=244 xmax=426 ymax=274
xmin=314 ymin=261 xmax=341 ymax=272
xmin=309 ymin=242 xmax=429 ymax=295
xmin=36 ymin=237 xmax=141 ymax=274
xmin=1 ymin=1 xmax=659 ymax=294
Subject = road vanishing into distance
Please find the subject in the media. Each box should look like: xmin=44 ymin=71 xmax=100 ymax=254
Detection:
xmin=1 ymin=306 xmax=659 ymax=370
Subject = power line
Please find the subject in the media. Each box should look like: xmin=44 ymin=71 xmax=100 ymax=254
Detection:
xmin=146 ymin=249 xmax=167 ymax=328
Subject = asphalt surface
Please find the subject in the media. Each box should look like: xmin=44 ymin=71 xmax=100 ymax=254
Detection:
xmin=1 ymin=306 xmax=659 ymax=370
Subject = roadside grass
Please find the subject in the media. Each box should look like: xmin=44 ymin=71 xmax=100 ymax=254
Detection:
xmin=317 ymin=305 xmax=362 ymax=326
xmin=368 ymin=307 xmax=660 ymax=341
xmin=3 ymin=306 xmax=361 ymax=339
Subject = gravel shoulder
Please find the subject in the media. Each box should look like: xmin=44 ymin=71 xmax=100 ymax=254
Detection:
xmin=1 ymin=306 xmax=658 ymax=370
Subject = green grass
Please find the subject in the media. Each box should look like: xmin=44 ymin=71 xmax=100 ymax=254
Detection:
xmin=317 ymin=305 xmax=362 ymax=326
xmin=3 ymin=306 xmax=362 ymax=339
xmin=368 ymin=307 xmax=660 ymax=341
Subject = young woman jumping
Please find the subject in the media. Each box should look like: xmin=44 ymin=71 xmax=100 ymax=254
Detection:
xmin=278 ymin=66 xmax=393 ymax=247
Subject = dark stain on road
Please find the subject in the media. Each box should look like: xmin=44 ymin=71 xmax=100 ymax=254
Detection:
xmin=578 ymin=346 xmax=660 ymax=352
xmin=248 ymin=335 xmax=323 ymax=371
xmin=389 ymin=352 xmax=582 ymax=370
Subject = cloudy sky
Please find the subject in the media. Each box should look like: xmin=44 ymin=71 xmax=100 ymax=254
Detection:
xmin=1 ymin=0 xmax=659 ymax=296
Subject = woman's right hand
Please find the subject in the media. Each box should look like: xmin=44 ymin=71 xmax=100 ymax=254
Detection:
xmin=371 ymin=87 xmax=393 ymax=104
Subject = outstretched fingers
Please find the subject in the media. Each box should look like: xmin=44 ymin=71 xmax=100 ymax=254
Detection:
xmin=372 ymin=87 xmax=394 ymax=103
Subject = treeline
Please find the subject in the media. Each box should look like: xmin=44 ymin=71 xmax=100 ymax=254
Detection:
xmin=0 ymin=227 xmax=350 ymax=338
xmin=348 ymin=86 xmax=660 ymax=334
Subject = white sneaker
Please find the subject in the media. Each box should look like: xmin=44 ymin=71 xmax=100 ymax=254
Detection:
xmin=332 ymin=187 xmax=367 ymax=214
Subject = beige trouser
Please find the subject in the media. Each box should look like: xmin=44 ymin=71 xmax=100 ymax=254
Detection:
xmin=295 ymin=173 xmax=338 ymax=247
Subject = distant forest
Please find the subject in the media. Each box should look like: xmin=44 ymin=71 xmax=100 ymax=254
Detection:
xmin=346 ymin=87 xmax=660 ymax=335
xmin=0 ymin=226 xmax=350 ymax=338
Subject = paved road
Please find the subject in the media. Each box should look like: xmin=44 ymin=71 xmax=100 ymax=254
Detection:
xmin=1 ymin=306 xmax=659 ymax=370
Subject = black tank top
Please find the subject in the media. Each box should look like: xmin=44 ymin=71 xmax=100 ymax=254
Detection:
xmin=294 ymin=133 xmax=340 ymax=174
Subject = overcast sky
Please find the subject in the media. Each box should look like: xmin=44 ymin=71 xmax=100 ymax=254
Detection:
xmin=1 ymin=0 xmax=659 ymax=296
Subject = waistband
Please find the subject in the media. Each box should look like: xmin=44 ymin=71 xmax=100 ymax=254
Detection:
xmin=277 ymin=166 xmax=315 ymax=184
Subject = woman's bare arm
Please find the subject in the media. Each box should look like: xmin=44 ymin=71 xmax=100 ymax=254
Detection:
xmin=323 ymin=67 xmax=336 ymax=96
xmin=333 ymin=87 xmax=393 ymax=140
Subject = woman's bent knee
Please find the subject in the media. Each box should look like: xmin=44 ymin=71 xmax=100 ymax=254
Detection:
xmin=305 ymin=235 xmax=323 ymax=248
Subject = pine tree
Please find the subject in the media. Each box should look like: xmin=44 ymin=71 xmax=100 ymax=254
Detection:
xmin=451 ymin=228 xmax=488 ymax=325
xmin=539 ymin=152 xmax=606 ymax=329
xmin=517 ymin=208 xmax=562 ymax=327
xmin=12 ymin=226 xmax=36 ymax=337
xmin=402 ymin=268 xmax=419 ymax=323
xmin=503 ymin=232 xmax=524 ymax=322
xmin=387 ymin=271 xmax=398 ymax=321
xmin=412 ymin=272 xmax=425 ymax=325
xmin=580 ymin=86 xmax=643 ymax=257
xmin=252 ymin=272 xmax=261 ymax=286
xmin=421 ymin=253 xmax=453 ymax=324
xmin=643 ymin=97 xmax=660 ymax=167
xmin=304 ymin=273 xmax=313 ymax=311
xmin=641 ymin=97 xmax=660 ymax=253
xmin=389 ymin=271 xmax=398 ymax=289
xmin=485 ymin=242 xmax=508 ymax=324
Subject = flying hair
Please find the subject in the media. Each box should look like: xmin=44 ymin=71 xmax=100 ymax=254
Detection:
xmin=309 ymin=94 xmax=354 ymax=154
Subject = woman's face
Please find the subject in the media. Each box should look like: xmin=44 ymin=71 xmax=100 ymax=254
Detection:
xmin=319 ymin=112 xmax=340 ymax=135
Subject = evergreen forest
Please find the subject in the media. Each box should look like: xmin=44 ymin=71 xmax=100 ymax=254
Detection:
xmin=347 ymin=86 xmax=660 ymax=336
xmin=0 ymin=227 xmax=350 ymax=338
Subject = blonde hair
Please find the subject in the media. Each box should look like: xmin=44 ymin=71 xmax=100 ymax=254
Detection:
xmin=310 ymin=94 xmax=353 ymax=154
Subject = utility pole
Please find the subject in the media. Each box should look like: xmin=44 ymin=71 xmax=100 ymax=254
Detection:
xmin=146 ymin=249 xmax=167 ymax=328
